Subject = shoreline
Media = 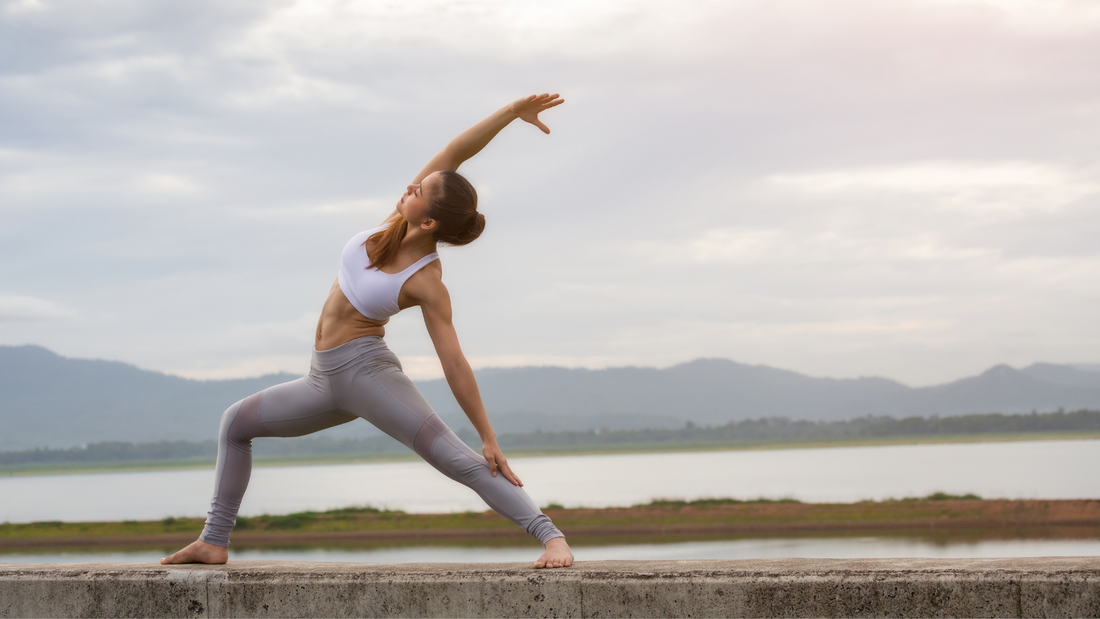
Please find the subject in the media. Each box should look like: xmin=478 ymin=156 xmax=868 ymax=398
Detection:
xmin=2 ymin=431 xmax=1096 ymax=477
xmin=3 ymin=498 xmax=1098 ymax=552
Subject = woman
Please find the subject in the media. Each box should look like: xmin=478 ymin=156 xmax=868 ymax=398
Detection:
xmin=161 ymin=93 xmax=573 ymax=569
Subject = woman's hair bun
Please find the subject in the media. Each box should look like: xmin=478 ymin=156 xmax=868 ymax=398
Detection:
xmin=429 ymin=171 xmax=483 ymax=246
xmin=468 ymin=211 xmax=486 ymax=238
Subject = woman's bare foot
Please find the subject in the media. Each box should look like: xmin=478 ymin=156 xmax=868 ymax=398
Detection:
xmin=534 ymin=536 xmax=573 ymax=568
xmin=160 ymin=539 xmax=228 ymax=565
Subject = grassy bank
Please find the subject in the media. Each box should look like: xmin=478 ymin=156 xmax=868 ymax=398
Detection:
xmin=1 ymin=430 xmax=1096 ymax=477
xmin=2 ymin=496 xmax=1098 ymax=551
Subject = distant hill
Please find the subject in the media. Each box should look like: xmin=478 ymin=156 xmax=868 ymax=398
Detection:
xmin=420 ymin=360 xmax=912 ymax=431
xmin=419 ymin=360 xmax=1100 ymax=431
xmin=2 ymin=345 xmax=1100 ymax=451
xmin=847 ymin=363 xmax=1100 ymax=419
xmin=0 ymin=345 xmax=303 ymax=451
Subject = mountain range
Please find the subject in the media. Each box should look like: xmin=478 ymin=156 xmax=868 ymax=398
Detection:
xmin=2 ymin=344 xmax=1099 ymax=451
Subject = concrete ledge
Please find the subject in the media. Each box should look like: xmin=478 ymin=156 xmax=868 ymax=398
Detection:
xmin=1 ymin=558 xmax=1098 ymax=618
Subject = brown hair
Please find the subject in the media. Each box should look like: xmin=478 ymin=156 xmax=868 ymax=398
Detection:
xmin=365 ymin=171 xmax=483 ymax=269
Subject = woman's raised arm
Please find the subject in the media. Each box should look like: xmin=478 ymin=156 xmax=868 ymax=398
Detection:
xmin=410 ymin=93 xmax=565 ymax=185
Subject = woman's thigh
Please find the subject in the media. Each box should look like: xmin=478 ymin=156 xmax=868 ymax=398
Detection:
xmin=337 ymin=361 xmax=493 ymax=479
xmin=257 ymin=374 xmax=357 ymax=437
xmin=333 ymin=360 xmax=441 ymax=447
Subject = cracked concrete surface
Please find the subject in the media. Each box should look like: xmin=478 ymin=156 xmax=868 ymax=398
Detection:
xmin=1 ymin=558 xmax=1098 ymax=617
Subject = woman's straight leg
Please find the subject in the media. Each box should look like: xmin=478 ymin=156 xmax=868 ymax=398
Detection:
xmin=330 ymin=347 xmax=565 ymax=544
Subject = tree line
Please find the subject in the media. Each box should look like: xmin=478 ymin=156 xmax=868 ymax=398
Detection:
xmin=2 ymin=409 xmax=1097 ymax=466
xmin=494 ymin=409 xmax=1100 ymax=447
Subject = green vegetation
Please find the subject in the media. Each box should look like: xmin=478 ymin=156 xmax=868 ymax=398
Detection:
xmin=1 ymin=410 xmax=1096 ymax=476
xmin=9 ymin=493 xmax=1089 ymax=552
xmin=641 ymin=497 xmax=803 ymax=508
xmin=635 ymin=493 xmax=982 ymax=509
xmin=495 ymin=409 xmax=1100 ymax=448
xmin=0 ymin=505 xmax=530 ymax=541
xmin=907 ymin=492 xmax=982 ymax=502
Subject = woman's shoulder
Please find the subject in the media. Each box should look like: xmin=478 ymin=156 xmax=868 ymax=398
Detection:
xmin=348 ymin=222 xmax=392 ymax=251
xmin=411 ymin=255 xmax=443 ymax=280
xmin=346 ymin=222 xmax=390 ymax=241
xmin=403 ymin=258 xmax=446 ymax=301
xmin=368 ymin=221 xmax=393 ymax=235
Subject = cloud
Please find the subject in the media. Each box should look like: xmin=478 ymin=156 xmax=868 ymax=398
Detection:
xmin=398 ymin=351 xmax=652 ymax=381
xmin=160 ymin=312 xmax=318 ymax=379
xmin=768 ymin=161 xmax=1099 ymax=215
xmin=0 ymin=295 xmax=78 ymax=322
xmin=1 ymin=0 xmax=1099 ymax=387
xmin=170 ymin=355 xmax=306 ymax=381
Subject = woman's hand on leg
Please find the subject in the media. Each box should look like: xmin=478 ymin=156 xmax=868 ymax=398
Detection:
xmin=483 ymin=440 xmax=523 ymax=486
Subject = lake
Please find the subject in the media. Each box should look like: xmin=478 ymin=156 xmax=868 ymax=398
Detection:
xmin=3 ymin=538 xmax=1098 ymax=564
xmin=2 ymin=439 xmax=1096 ymax=524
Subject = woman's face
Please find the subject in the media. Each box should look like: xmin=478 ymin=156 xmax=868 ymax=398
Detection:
xmin=397 ymin=171 xmax=440 ymax=229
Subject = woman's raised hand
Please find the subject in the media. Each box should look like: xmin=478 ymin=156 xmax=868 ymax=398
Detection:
xmin=509 ymin=93 xmax=564 ymax=134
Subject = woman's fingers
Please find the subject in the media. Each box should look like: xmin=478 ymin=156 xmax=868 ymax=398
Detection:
xmin=511 ymin=92 xmax=563 ymax=133
xmin=485 ymin=447 xmax=523 ymax=485
xmin=532 ymin=94 xmax=561 ymax=109
xmin=499 ymin=460 xmax=524 ymax=486
xmin=520 ymin=93 xmax=563 ymax=109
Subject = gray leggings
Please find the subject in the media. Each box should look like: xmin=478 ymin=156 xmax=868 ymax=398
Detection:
xmin=199 ymin=336 xmax=563 ymax=546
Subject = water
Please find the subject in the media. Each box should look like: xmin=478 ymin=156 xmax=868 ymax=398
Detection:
xmin=3 ymin=538 xmax=1098 ymax=564
xmin=1 ymin=439 xmax=1095 ymax=524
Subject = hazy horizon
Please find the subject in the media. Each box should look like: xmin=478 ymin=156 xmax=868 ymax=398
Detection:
xmin=3 ymin=0 xmax=1099 ymax=386
xmin=6 ymin=342 xmax=1100 ymax=390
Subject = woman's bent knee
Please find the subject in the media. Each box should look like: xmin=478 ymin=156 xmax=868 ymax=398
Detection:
xmin=219 ymin=392 xmax=264 ymax=447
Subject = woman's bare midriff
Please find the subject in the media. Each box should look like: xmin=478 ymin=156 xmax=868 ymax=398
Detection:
xmin=315 ymin=279 xmax=387 ymax=351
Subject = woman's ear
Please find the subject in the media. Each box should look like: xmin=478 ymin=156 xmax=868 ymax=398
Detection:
xmin=421 ymin=218 xmax=438 ymax=231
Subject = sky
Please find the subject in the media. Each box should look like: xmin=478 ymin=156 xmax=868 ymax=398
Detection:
xmin=1 ymin=0 xmax=1099 ymax=386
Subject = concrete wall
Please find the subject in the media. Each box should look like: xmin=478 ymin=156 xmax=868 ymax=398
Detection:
xmin=1 ymin=558 xmax=1097 ymax=618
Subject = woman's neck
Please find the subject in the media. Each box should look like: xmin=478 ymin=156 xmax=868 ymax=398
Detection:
xmin=401 ymin=224 xmax=437 ymax=255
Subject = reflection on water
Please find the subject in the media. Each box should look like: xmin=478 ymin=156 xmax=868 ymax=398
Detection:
xmin=3 ymin=537 xmax=1098 ymax=565
xmin=5 ymin=527 xmax=1099 ymax=564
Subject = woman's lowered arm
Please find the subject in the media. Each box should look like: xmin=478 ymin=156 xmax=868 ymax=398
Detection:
xmin=409 ymin=271 xmax=524 ymax=486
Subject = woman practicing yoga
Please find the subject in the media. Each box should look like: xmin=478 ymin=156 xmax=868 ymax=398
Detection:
xmin=161 ymin=93 xmax=573 ymax=568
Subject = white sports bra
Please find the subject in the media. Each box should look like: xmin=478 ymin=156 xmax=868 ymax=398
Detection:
xmin=337 ymin=223 xmax=439 ymax=321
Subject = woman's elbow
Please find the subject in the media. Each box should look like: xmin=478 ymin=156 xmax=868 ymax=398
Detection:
xmin=439 ymin=354 xmax=471 ymax=377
